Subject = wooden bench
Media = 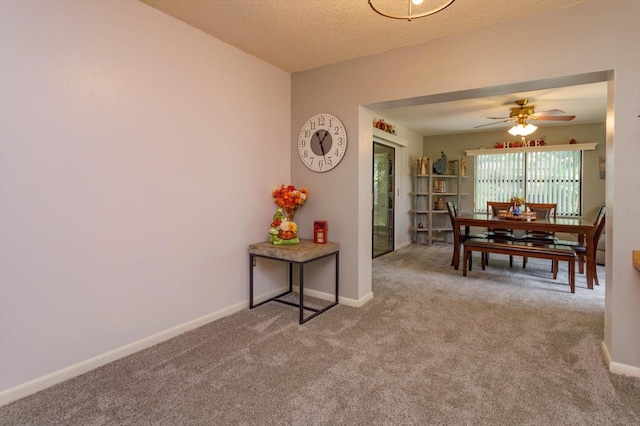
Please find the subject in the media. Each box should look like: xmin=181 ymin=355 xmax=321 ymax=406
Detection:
xmin=462 ymin=239 xmax=577 ymax=293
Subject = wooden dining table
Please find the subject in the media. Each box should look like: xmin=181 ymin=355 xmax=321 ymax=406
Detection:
xmin=452 ymin=213 xmax=597 ymax=289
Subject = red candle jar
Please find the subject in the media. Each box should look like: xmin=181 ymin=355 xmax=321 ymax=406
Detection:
xmin=313 ymin=221 xmax=328 ymax=244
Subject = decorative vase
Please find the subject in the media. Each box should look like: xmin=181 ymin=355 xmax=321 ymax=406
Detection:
xmin=513 ymin=203 xmax=523 ymax=216
xmin=269 ymin=207 xmax=299 ymax=245
xmin=285 ymin=209 xmax=296 ymax=223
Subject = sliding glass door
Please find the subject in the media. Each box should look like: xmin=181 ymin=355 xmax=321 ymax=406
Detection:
xmin=373 ymin=142 xmax=395 ymax=258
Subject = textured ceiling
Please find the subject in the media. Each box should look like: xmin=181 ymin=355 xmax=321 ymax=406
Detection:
xmin=373 ymin=81 xmax=607 ymax=136
xmin=138 ymin=0 xmax=604 ymax=136
xmin=139 ymin=0 xmax=588 ymax=73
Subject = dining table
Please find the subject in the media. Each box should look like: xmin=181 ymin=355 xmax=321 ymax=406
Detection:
xmin=452 ymin=213 xmax=597 ymax=289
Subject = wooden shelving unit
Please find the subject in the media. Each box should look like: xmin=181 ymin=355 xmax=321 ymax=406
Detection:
xmin=411 ymin=157 xmax=470 ymax=245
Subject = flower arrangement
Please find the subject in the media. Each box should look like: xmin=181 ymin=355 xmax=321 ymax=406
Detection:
xmin=269 ymin=184 xmax=309 ymax=245
xmin=510 ymin=196 xmax=525 ymax=216
xmin=272 ymin=184 xmax=308 ymax=221
xmin=510 ymin=196 xmax=525 ymax=205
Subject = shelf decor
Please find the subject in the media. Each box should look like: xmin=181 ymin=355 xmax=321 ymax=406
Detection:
xmin=269 ymin=184 xmax=309 ymax=245
xmin=417 ymin=155 xmax=428 ymax=175
xmin=433 ymin=151 xmax=447 ymax=175
xmin=373 ymin=118 xmax=396 ymax=135
xmin=509 ymin=196 xmax=525 ymax=216
xmin=465 ymin=142 xmax=597 ymax=156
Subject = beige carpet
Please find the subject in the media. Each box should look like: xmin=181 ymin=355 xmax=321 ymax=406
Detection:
xmin=1 ymin=243 xmax=638 ymax=425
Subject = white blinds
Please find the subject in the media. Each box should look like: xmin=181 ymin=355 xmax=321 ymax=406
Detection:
xmin=475 ymin=152 xmax=524 ymax=211
xmin=475 ymin=150 xmax=582 ymax=216
xmin=526 ymin=150 xmax=581 ymax=216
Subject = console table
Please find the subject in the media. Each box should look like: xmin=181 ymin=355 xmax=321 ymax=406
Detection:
xmin=248 ymin=239 xmax=339 ymax=324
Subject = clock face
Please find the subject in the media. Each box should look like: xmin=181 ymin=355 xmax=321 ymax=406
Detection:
xmin=298 ymin=113 xmax=347 ymax=172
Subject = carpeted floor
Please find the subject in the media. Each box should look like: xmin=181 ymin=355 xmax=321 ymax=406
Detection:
xmin=1 ymin=243 xmax=638 ymax=425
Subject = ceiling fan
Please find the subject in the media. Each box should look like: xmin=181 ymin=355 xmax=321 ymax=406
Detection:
xmin=474 ymin=99 xmax=576 ymax=130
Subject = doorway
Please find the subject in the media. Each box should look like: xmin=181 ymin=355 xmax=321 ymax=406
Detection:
xmin=373 ymin=142 xmax=394 ymax=258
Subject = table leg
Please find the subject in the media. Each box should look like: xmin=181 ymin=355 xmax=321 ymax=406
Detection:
xmin=335 ymin=252 xmax=340 ymax=303
xmin=585 ymin=229 xmax=595 ymax=290
xmin=289 ymin=262 xmax=293 ymax=292
xmin=462 ymin=246 xmax=468 ymax=276
xmin=299 ymin=263 xmax=304 ymax=324
xmin=453 ymin=219 xmax=461 ymax=270
xmin=577 ymin=233 xmax=585 ymax=274
xmin=249 ymin=254 xmax=254 ymax=308
xmin=249 ymin=249 xmax=339 ymax=324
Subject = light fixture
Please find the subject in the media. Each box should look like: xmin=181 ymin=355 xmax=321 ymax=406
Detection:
xmin=508 ymin=117 xmax=537 ymax=136
xmin=369 ymin=0 xmax=456 ymax=21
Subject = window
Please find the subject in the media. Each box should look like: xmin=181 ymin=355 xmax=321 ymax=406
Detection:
xmin=475 ymin=150 xmax=582 ymax=216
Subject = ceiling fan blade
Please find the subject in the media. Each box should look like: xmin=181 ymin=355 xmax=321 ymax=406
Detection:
xmin=532 ymin=115 xmax=576 ymax=121
xmin=475 ymin=100 xmax=576 ymax=130
xmin=473 ymin=119 xmax=511 ymax=128
xmin=531 ymin=109 xmax=566 ymax=116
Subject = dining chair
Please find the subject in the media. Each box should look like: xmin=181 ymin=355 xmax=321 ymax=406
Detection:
xmin=521 ymin=202 xmax=558 ymax=269
xmin=486 ymin=201 xmax=513 ymax=216
xmin=486 ymin=201 xmax=517 ymax=239
xmin=556 ymin=206 xmax=606 ymax=286
xmin=446 ymin=201 xmax=487 ymax=267
xmin=521 ymin=203 xmax=558 ymax=241
xmin=485 ymin=201 xmax=516 ymax=267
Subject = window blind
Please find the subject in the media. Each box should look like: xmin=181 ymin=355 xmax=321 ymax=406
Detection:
xmin=475 ymin=150 xmax=581 ymax=216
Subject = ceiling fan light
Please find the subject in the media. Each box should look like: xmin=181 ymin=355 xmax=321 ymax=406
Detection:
xmin=369 ymin=0 xmax=455 ymax=21
xmin=508 ymin=123 xmax=537 ymax=136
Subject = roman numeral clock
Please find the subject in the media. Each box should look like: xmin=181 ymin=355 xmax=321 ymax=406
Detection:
xmin=297 ymin=113 xmax=347 ymax=172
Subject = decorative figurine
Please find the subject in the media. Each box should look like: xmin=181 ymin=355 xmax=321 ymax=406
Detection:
xmin=460 ymin=158 xmax=467 ymax=176
xmin=433 ymin=151 xmax=447 ymax=175
xmin=419 ymin=155 xmax=428 ymax=175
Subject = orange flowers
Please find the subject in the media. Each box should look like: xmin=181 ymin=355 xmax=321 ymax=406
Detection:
xmin=272 ymin=184 xmax=309 ymax=220
xmin=510 ymin=196 xmax=525 ymax=205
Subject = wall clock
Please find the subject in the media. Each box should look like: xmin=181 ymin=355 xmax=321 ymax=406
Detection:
xmin=298 ymin=113 xmax=347 ymax=172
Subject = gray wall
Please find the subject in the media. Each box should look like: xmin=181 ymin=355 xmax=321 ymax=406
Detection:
xmin=292 ymin=1 xmax=640 ymax=374
xmin=424 ymin=122 xmax=606 ymax=220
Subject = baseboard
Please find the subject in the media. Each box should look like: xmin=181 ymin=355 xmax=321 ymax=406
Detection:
xmin=253 ymin=286 xmax=291 ymax=305
xmin=0 ymin=291 xmax=291 ymax=407
xmin=352 ymin=291 xmax=374 ymax=307
xmin=610 ymin=361 xmax=640 ymax=378
xmin=292 ymin=285 xmax=373 ymax=307
xmin=1 ymin=284 xmax=371 ymax=406
xmin=601 ymin=341 xmax=640 ymax=378
xmin=396 ymin=241 xmax=412 ymax=250
xmin=601 ymin=340 xmax=612 ymax=367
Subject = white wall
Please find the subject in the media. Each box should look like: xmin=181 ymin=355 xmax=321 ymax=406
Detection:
xmin=292 ymin=1 xmax=640 ymax=374
xmin=0 ymin=0 xmax=290 ymax=396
